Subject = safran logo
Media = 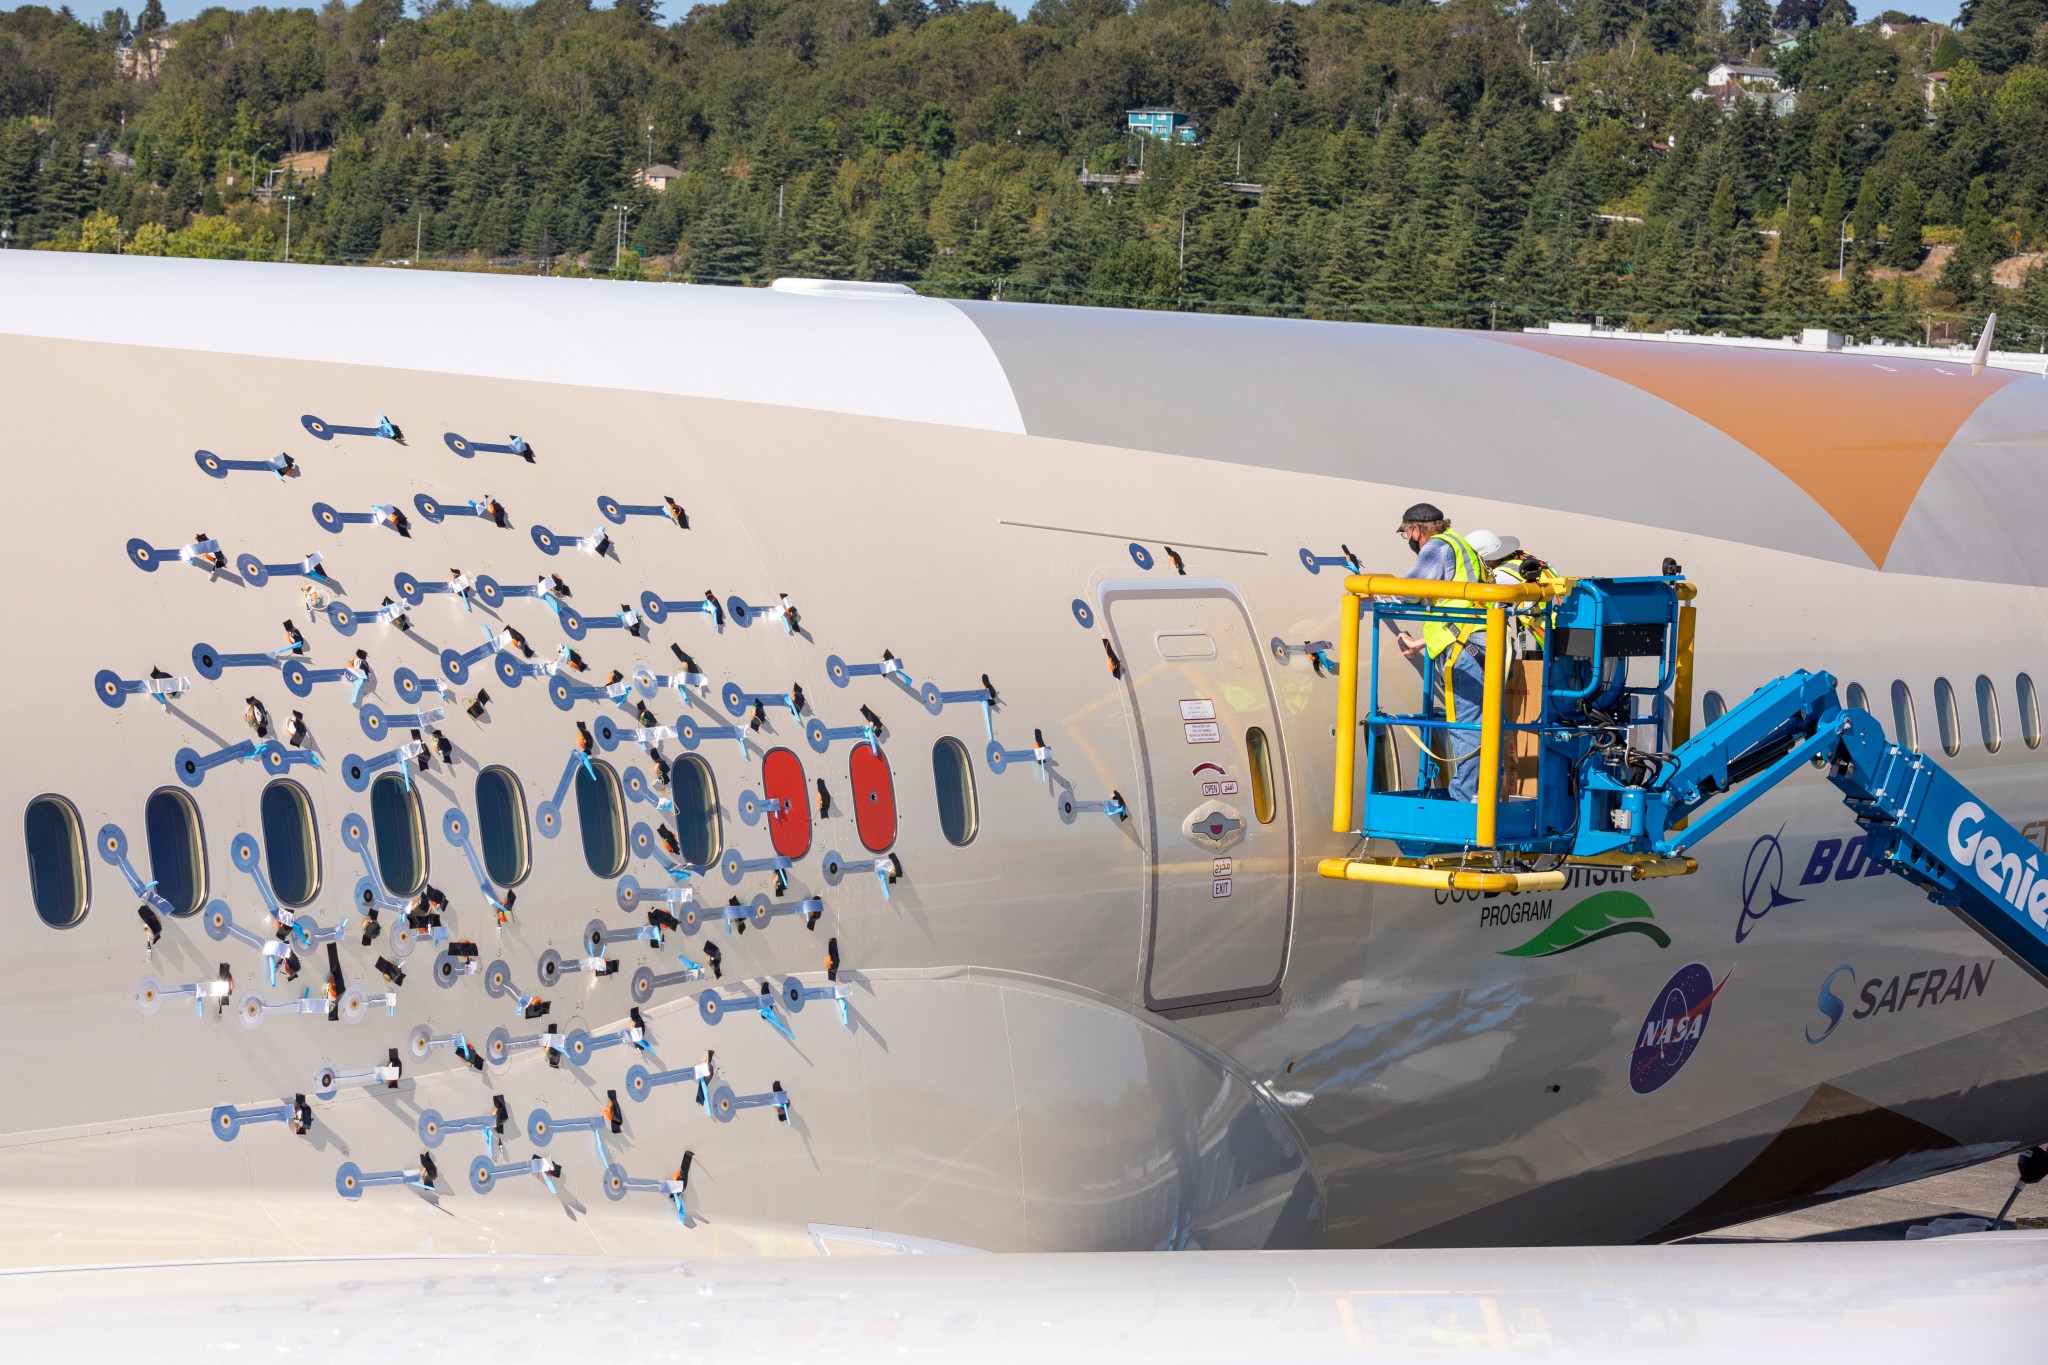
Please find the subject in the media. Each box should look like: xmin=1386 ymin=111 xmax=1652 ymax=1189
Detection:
xmin=1629 ymin=961 xmax=1731 ymax=1095
xmin=1500 ymin=890 xmax=1670 ymax=958
xmin=1807 ymin=964 xmax=1854 ymax=1044
xmin=1807 ymin=960 xmax=1995 ymax=1044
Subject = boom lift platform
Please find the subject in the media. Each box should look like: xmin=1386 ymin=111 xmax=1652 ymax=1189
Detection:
xmin=1324 ymin=571 xmax=2048 ymax=986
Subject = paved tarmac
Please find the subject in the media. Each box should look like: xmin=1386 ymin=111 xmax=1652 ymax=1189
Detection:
xmin=1697 ymin=1148 xmax=2048 ymax=1241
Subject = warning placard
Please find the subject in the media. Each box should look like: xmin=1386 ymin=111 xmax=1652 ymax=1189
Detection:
xmin=1180 ymin=699 xmax=1217 ymax=721
xmin=1183 ymin=721 xmax=1221 ymax=744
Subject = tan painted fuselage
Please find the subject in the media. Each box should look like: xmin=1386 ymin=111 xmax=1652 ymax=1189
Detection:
xmin=2 ymin=256 xmax=2045 ymax=1266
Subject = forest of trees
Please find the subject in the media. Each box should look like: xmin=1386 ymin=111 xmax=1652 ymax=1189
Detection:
xmin=5 ymin=0 xmax=2048 ymax=342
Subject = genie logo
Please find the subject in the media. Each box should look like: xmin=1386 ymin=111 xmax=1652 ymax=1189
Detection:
xmin=1735 ymin=826 xmax=1802 ymax=944
xmin=1947 ymin=802 xmax=2048 ymax=928
xmin=1807 ymin=964 xmax=1854 ymax=1044
xmin=1629 ymin=961 xmax=1731 ymax=1095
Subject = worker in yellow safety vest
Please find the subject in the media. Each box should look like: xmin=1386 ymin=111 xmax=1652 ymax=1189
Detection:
xmin=1467 ymin=530 xmax=1562 ymax=797
xmin=1391 ymin=503 xmax=1487 ymax=801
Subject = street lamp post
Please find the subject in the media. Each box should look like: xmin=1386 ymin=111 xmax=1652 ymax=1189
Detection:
xmin=1 ymin=220 xmax=12 ymax=250
xmin=281 ymin=193 xmax=297 ymax=262
xmin=646 ymin=123 xmax=654 ymax=172
xmin=1839 ymin=217 xmax=1851 ymax=283
xmin=610 ymin=204 xmax=634 ymax=271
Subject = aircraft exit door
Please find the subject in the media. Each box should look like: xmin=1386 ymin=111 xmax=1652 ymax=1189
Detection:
xmin=1103 ymin=581 xmax=1294 ymax=1011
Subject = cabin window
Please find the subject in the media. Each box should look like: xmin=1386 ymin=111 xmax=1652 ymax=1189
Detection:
xmin=575 ymin=759 xmax=626 ymax=878
xmin=475 ymin=766 xmax=530 ymax=887
xmin=849 ymin=743 xmax=898 ymax=853
xmin=144 ymin=787 xmax=206 ymax=917
xmin=932 ymin=737 xmax=978 ymax=847
xmin=1246 ymin=726 xmax=1277 ymax=824
xmin=260 ymin=780 xmax=320 ymax=906
xmin=1371 ymin=724 xmax=1403 ymax=793
xmin=1976 ymin=675 xmax=2002 ymax=754
xmin=369 ymin=772 xmax=427 ymax=897
xmin=761 ymin=748 xmax=812 ymax=860
xmin=1891 ymin=681 xmax=1918 ymax=753
xmin=672 ymin=756 xmax=719 ymax=867
xmin=24 ymin=794 xmax=87 ymax=928
xmin=2020 ymin=674 xmax=2042 ymax=750
xmin=1933 ymin=677 xmax=1961 ymax=757
xmin=1702 ymin=691 xmax=1727 ymax=726
xmin=1846 ymin=682 xmax=1869 ymax=714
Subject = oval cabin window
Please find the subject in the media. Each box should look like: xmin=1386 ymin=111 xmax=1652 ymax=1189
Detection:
xmin=475 ymin=767 xmax=530 ymax=887
xmin=1977 ymin=675 xmax=2002 ymax=754
xmin=144 ymin=787 xmax=206 ymax=917
xmin=24 ymin=794 xmax=87 ymax=928
xmin=1933 ymin=677 xmax=1961 ymax=757
xmin=575 ymin=759 xmax=626 ymax=878
xmin=259 ymin=780 xmax=320 ymax=906
xmin=932 ymin=738 xmax=978 ymax=847
xmin=1702 ymin=691 xmax=1727 ymax=726
xmin=1246 ymin=726 xmax=1278 ymax=824
xmin=761 ymin=748 xmax=812 ymax=860
xmin=671 ymin=755 xmax=720 ymax=867
xmin=849 ymin=743 xmax=898 ymax=854
xmin=1846 ymin=682 xmax=1869 ymax=714
xmin=2020 ymin=673 xmax=2042 ymax=750
xmin=369 ymin=771 xmax=427 ymax=897
xmin=1891 ymin=681 xmax=1919 ymax=753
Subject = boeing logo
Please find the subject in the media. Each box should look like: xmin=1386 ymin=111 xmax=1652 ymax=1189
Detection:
xmin=1735 ymin=826 xmax=1802 ymax=944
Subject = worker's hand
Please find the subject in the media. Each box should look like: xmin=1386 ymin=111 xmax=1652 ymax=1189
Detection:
xmin=1396 ymin=632 xmax=1423 ymax=658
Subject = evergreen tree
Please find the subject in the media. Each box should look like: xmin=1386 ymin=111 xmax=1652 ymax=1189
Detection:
xmin=1850 ymin=173 xmax=1881 ymax=262
xmin=1730 ymin=0 xmax=1773 ymax=54
xmin=1884 ymin=179 xmax=1924 ymax=270
xmin=1936 ymin=236 xmax=1981 ymax=303
xmin=34 ymin=140 xmax=94 ymax=237
xmin=1817 ymin=166 xmax=1848 ymax=269
xmin=1842 ymin=252 xmax=1880 ymax=338
xmin=1772 ymin=172 xmax=1823 ymax=320
xmin=1961 ymin=175 xmax=1995 ymax=263
xmin=790 ymin=195 xmax=853 ymax=280
xmin=1963 ymin=0 xmax=2048 ymax=73
xmin=1266 ymin=6 xmax=1304 ymax=84
xmin=684 ymin=196 xmax=761 ymax=281
xmin=2009 ymin=260 xmax=2048 ymax=340
xmin=859 ymin=180 xmax=932 ymax=283
xmin=0 ymin=121 xmax=36 ymax=229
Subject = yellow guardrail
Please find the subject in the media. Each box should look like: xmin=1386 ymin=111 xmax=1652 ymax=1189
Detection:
xmin=1331 ymin=574 xmax=1571 ymax=845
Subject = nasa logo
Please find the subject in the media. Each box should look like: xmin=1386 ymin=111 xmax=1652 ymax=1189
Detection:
xmin=1735 ymin=826 xmax=1802 ymax=944
xmin=1628 ymin=962 xmax=1731 ymax=1096
xmin=1806 ymin=964 xmax=1854 ymax=1044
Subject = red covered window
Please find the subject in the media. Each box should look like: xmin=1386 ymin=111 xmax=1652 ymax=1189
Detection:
xmin=849 ymin=744 xmax=897 ymax=853
xmin=761 ymin=748 xmax=812 ymax=860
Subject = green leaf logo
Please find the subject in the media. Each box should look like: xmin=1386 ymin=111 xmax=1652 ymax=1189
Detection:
xmin=1498 ymin=890 xmax=1671 ymax=958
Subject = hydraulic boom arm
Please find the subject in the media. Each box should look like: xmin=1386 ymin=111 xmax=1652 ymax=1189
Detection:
xmin=1324 ymin=571 xmax=2048 ymax=988
xmin=1652 ymin=671 xmax=2048 ymax=987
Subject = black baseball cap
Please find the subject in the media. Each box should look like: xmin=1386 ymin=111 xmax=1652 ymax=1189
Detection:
xmin=1398 ymin=502 xmax=1444 ymax=526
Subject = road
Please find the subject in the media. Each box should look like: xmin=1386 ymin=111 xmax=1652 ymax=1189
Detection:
xmin=1698 ymin=1148 xmax=2048 ymax=1241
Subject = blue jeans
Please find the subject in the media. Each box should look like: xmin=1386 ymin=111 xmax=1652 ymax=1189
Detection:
xmin=1428 ymin=643 xmax=1487 ymax=801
